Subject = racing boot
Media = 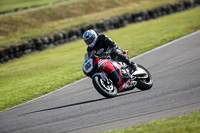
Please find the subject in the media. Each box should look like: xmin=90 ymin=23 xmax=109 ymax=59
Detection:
xmin=131 ymin=63 xmax=148 ymax=77
xmin=129 ymin=62 xmax=137 ymax=72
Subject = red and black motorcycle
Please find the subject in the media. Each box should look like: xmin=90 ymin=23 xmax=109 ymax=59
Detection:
xmin=82 ymin=50 xmax=153 ymax=98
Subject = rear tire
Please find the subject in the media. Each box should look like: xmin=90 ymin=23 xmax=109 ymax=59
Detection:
xmin=92 ymin=76 xmax=117 ymax=98
xmin=136 ymin=64 xmax=153 ymax=91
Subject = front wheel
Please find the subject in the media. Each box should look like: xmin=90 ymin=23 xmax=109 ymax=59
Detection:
xmin=136 ymin=64 xmax=153 ymax=91
xmin=92 ymin=76 xmax=117 ymax=98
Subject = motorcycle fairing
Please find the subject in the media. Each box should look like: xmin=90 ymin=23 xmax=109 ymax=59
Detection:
xmin=93 ymin=57 xmax=100 ymax=66
xmin=98 ymin=59 xmax=126 ymax=88
xmin=104 ymin=68 xmax=123 ymax=88
xmin=118 ymin=79 xmax=131 ymax=92
xmin=82 ymin=58 xmax=93 ymax=73
xmin=98 ymin=59 xmax=121 ymax=73
xmin=83 ymin=51 xmax=99 ymax=76
xmin=110 ymin=68 xmax=133 ymax=92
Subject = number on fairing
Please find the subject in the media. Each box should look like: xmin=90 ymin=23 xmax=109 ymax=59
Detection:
xmin=85 ymin=62 xmax=91 ymax=71
xmin=83 ymin=59 xmax=93 ymax=73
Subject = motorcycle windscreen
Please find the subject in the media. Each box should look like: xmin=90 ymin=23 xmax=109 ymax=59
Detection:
xmin=83 ymin=53 xmax=89 ymax=63
xmin=83 ymin=50 xmax=96 ymax=63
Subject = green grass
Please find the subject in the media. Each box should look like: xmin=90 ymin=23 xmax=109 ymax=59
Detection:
xmin=0 ymin=0 xmax=76 ymax=12
xmin=0 ymin=0 xmax=180 ymax=49
xmin=104 ymin=110 xmax=200 ymax=133
xmin=0 ymin=7 xmax=200 ymax=111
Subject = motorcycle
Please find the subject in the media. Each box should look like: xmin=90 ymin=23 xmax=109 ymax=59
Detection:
xmin=82 ymin=50 xmax=153 ymax=98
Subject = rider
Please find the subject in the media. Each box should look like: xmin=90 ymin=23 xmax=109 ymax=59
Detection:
xmin=82 ymin=29 xmax=137 ymax=71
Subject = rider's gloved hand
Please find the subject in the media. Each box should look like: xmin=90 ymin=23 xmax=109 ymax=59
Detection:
xmin=102 ymin=52 xmax=109 ymax=56
xmin=99 ymin=52 xmax=111 ymax=59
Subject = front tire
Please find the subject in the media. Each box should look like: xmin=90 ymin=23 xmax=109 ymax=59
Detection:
xmin=92 ymin=76 xmax=117 ymax=98
xmin=136 ymin=64 xmax=153 ymax=91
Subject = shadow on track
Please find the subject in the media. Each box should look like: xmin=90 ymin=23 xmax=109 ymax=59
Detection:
xmin=19 ymin=90 xmax=141 ymax=116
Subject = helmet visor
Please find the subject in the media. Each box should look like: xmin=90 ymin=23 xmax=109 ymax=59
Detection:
xmin=85 ymin=37 xmax=94 ymax=45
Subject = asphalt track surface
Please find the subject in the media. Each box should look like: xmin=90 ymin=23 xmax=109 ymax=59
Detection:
xmin=0 ymin=31 xmax=200 ymax=133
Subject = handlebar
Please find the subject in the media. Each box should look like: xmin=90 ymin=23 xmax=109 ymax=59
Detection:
xmin=99 ymin=52 xmax=111 ymax=59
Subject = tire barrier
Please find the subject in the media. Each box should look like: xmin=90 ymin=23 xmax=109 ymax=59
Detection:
xmin=0 ymin=5 xmax=39 ymax=15
xmin=0 ymin=0 xmax=199 ymax=63
xmin=0 ymin=0 xmax=68 ymax=15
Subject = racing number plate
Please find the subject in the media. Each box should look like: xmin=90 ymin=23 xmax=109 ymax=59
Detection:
xmin=85 ymin=62 xmax=91 ymax=71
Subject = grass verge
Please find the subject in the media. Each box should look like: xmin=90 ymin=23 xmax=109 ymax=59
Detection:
xmin=0 ymin=7 xmax=200 ymax=111
xmin=104 ymin=110 xmax=200 ymax=133
xmin=0 ymin=0 xmax=68 ymax=12
xmin=0 ymin=0 xmax=180 ymax=49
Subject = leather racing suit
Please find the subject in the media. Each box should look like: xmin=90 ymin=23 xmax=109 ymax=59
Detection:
xmin=87 ymin=34 xmax=135 ymax=69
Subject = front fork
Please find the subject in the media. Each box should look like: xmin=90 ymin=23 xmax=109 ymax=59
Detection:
xmin=92 ymin=71 xmax=109 ymax=84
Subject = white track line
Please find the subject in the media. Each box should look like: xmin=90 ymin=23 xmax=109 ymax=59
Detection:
xmin=2 ymin=30 xmax=200 ymax=112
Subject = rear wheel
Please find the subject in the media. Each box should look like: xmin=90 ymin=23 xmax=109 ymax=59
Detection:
xmin=136 ymin=64 xmax=153 ymax=91
xmin=92 ymin=76 xmax=117 ymax=98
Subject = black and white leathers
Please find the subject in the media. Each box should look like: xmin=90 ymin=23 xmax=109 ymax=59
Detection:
xmin=87 ymin=34 xmax=133 ymax=66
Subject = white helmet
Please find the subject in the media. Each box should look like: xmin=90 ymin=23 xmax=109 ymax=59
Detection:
xmin=83 ymin=29 xmax=98 ymax=48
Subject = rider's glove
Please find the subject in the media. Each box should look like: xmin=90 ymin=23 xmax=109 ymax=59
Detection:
xmin=102 ymin=52 xmax=109 ymax=56
xmin=100 ymin=52 xmax=111 ymax=59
